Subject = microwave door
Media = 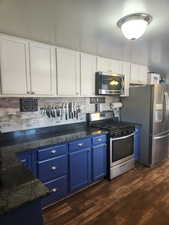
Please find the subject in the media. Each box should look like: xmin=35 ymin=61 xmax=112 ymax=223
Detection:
xmin=96 ymin=72 xmax=123 ymax=95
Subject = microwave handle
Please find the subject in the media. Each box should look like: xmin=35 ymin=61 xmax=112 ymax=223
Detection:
xmin=120 ymin=76 xmax=125 ymax=95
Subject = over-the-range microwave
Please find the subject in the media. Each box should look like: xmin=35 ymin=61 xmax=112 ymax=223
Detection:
xmin=95 ymin=72 xmax=124 ymax=95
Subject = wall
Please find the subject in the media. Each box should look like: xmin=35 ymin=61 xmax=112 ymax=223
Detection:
xmin=0 ymin=96 xmax=119 ymax=133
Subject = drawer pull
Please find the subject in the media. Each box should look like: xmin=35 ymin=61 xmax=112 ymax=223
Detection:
xmin=52 ymin=188 xmax=58 ymax=193
xmin=51 ymin=166 xmax=57 ymax=170
xmin=78 ymin=143 xmax=84 ymax=147
xmin=97 ymin=138 xmax=102 ymax=141
xmin=51 ymin=150 xmax=57 ymax=154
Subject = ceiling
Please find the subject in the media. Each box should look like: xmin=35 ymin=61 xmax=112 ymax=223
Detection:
xmin=0 ymin=0 xmax=168 ymax=76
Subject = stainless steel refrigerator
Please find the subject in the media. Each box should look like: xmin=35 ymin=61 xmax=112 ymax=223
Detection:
xmin=121 ymin=85 xmax=169 ymax=167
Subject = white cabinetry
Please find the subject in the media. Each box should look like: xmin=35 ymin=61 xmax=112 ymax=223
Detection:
xmin=80 ymin=53 xmax=96 ymax=96
xmin=121 ymin=62 xmax=130 ymax=97
xmin=130 ymin=64 xmax=148 ymax=85
xmin=0 ymin=35 xmax=29 ymax=95
xmin=29 ymin=42 xmax=56 ymax=96
xmin=57 ymin=48 xmax=80 ymax=96
xmin=97 ymin=57 xmax=122 ymax=74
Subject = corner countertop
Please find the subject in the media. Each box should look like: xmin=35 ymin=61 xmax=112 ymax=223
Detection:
xmin=0 ymin=123 xmax=108 ymax=215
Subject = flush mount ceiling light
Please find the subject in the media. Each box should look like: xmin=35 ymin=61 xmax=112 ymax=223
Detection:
xmin=117 ymin=13 xmax=152 ymax=40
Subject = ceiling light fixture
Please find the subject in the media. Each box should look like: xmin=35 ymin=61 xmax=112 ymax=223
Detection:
xmin=117 ymin=13 xmax=152 ymax=40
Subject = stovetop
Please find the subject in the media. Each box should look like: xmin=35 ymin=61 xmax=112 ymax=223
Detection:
xmin=88 ymin=119 xmax=135 ymax=137
xmin=89 ymin=119 xmax=134 ymax=130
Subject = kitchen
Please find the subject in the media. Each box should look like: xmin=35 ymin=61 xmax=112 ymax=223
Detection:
xmin=0 ymin=1 xmax=169 ymax=225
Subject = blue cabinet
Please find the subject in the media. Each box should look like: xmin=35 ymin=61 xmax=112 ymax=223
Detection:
xmin=41 ymin=175 xmax=68 ymax=207
xmin=92 ymin=144 xmax=107 ymax=181
xmin=69 ymin=147 xmax=91 ymax=192
xmin=17 ymin=133 xmax=107 ymax=208
xmin=134 ymin=126 xmax=141 ymax=161
xmin=37 ymin=155 xmax=68 ymax=182
xmin=36 ymin=144 xmax=68 ymax=207
xmin=37 ymin=144 xmax=67 ymax=161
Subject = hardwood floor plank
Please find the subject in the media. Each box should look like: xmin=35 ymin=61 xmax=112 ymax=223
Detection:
xmin=43 ymin=160 xmax=169 ymax=225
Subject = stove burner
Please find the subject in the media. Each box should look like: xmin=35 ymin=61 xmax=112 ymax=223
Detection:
xmin=89 ymin=119 xmax=135 ymax=138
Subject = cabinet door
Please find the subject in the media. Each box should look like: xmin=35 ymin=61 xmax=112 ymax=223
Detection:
xmin=121 ymin=62 xmax=131 ymax=97
xmin=139 ymin=65 xmax=148 ymax=84
xmin=92 ymin=144 xmax=107 ymax=181
xmin=41 ymin=176 xmax=68 ymax=208
xmin=130 ymin=64 xmax=140 ymax=84
xmin=97 ymin=57 xmax=112 ymax=72
xmin=29 ymin=42 xmax=56 ymax=96
xmin=111 ymin=60 xmax=122 ymax=74
xmin=97 ymin=57 xmax=122 ymax=74
xmin=69 ymin=148 xmax=91 ymax=192
xmin=130 ymin=64 xmax=148 ymax=85
xmin=57 ymin=48 xmax=80 ymax=96
xmin=80 ymin=53 xmax=96 ymax=96
xmin=0 ymin=35 xmax=29 ymax=95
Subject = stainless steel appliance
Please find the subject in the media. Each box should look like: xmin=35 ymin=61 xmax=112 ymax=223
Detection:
xmin=121 ymin=85 xmax=169 ymax=167
xmin=87 ymin=112 xmax=135 ymax=179
xmin=95 ymin=72 xmax=124 ymax=95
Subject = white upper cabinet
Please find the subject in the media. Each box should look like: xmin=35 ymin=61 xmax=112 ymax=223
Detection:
xmin=130 ymin=64 xmax=148 ymax=85
xmin=97 ymin=57 xmax=122 ymax=74
xmin=0 ymin=35 xmax=29 ymax=95
xmin=140 ymin=65 xmax=148 ymax=84
xmin=57 ymin=48 xmax=80 ymax=96
xmin=29 ymin=42 xmax=56 ymax=96
xmin=111 ymin=59 xmax=122 ymax=74
xmin=121 ymin=62 xmax=131 ymax=97
xmin=97 ymin=57 xmax=112 ymax=72
xmin=80 ymin=53 xmax=96 ymax=96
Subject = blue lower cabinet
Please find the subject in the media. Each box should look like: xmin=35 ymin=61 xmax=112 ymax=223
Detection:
xmin=16 ymin=135 xmax=108 ymax=209
xmin=134 ymin=126 xmax=141 ymax=161
xmin=41 ymin=175 xmax=68 ymax=207
xmin=37 ymin=155 xmax=68 ymax=183
xmin=92 ymin=144 xmax=107 ymax=181
xmin=69 ymin=148 xmax=91 ymax=192
xmin=37 ymin=144 xmax=67 ymax=161
xmin=17 ymin=151 xmax=32 ymax=171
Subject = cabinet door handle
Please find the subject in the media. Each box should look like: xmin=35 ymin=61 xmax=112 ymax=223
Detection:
xmin=51 ymin=188 xmax=58 ymax=193
xmin=51 ymin=166 xmax=57 ymax=170
xmin=50 ymin=188 xmax=59 ymax=193
xmin=27 ymin=91 xmax=30 ymax=94
xmin=51 ymin=150 xmax=56 ymax=154
xmin=31 ymin=91 xmax=35 ymax=95
xmin=78 ymin=143 xmax=84 ymax=147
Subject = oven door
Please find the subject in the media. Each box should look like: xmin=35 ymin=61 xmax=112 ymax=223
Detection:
xmin=110 ymin=132 xmax=135 ymax=167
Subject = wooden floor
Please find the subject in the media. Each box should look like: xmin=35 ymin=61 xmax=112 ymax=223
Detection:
xmin=43 ymin=160 xmax=169 ymax=225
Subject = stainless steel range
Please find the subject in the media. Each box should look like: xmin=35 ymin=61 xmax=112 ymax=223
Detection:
xmin=87 ymin=111 xmax=135 ymax=179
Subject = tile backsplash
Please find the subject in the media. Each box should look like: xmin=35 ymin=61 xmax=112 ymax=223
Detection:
xmin=0 ymin=96 xmax=119 ymax=133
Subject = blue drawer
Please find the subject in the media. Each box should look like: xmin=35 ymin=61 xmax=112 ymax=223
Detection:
xmin=37 ymin=144 xmax=67 ymax=161
xmin=41 ymin=175 xmax=68 ymax=207
xmin=37 ymin=155 xmax=68 ymax=182
xmin=92 ymin=135 xmax=107 ymax=145
xmin=69 ymin=137 xmax=91 ymax=153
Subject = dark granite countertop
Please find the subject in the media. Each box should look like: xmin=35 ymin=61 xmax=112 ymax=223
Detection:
xmin=0 ymin=123 xmax=108 ymax=215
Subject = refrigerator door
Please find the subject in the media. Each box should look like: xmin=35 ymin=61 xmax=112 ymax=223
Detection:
xmin=152 ymin=85 xmax=169 ymax=136
xmin=151 ymin=131 xmax=169 ymax=165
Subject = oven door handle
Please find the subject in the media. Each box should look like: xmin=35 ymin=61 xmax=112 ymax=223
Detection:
xmin=110 ymin=132 xmax=135 ymax=141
